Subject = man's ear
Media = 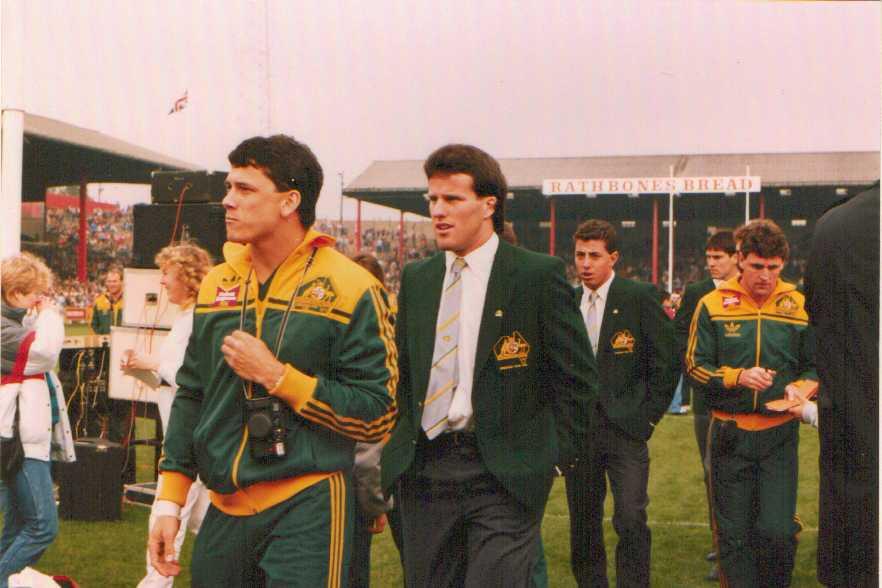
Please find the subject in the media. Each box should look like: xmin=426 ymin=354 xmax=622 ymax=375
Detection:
xmin=483 ymin=196 xmax=497 ymax=219
xmin=281 ymin=190 xmax=301 ymax=219
xmin=610 ymin=250 xmax=620 ymax=267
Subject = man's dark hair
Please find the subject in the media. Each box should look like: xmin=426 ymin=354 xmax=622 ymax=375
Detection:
xmin=573 ymin=219 xmax=618 ymax=254
xmin=706 ymin=230 xmax=736 ymax=255
xmin=351 ymin=253 xmax=385 ymax=287
xmin=423 ymin=144 xmax=506 ymax=233
xmin=228 ymin=134 xmax=323 ymax=229
xmin=738 ymin=219 xmax=790 ymax=261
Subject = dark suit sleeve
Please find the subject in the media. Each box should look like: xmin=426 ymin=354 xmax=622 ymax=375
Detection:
xmin=639 ymin=283 xmax=677 ymax=432
xmin=675 ymin=285 xmax=701 ymax=372
xmin=541 ymin=258 xmax=599 ymax=467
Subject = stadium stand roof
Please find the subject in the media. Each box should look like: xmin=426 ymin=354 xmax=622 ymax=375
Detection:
xmin=21 ymin=112 xmax=198 ymax=201
xmin=343 ymin=151 xmax=880 ymax=216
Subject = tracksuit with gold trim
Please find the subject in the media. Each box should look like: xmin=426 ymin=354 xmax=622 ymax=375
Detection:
xmin=686 ymin=277 xmax=816 ymax=588
xmin=158 ymin=230 xmax=398 ymax=587
xmin=90 ymin=293 xmax=123 ymax=334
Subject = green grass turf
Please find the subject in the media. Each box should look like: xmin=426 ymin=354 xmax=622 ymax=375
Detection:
xmin=23 ymin=413 xmax=820 ymax=586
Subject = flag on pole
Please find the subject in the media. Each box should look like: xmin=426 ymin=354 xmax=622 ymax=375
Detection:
xmin=168 ymin=90 xmax=188 ymax=114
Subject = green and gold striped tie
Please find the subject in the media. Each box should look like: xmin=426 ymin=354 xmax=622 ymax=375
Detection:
xmin=421 ymin=257 xmax=467 ymax=440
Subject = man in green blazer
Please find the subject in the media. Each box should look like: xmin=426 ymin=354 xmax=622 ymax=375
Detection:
xmin=564 ymin=219 xmax=677 ymax=588
xmin=381 ymin=144 xmax=598 ymax=587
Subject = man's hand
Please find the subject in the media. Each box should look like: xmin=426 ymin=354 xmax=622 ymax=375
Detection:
xmin=221 ymin=330 xmax=285 ymax=389
xmin=737 ymin=367 xmax=776 ymax=391
xmin=785 ymin=383 xmax=807 ymax=418
xmin=148 ymin=515 xmax=182 ymax=577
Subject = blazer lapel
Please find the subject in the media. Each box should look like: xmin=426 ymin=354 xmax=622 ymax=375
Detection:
xmin=473 ymin=241 xmax=516 ymax=382
xmin=410 ymin=254 xmax=447 ymax=402
xmin=597 ymin=275 xmax=623 ymax=356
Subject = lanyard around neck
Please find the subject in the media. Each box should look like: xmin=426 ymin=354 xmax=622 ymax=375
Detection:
xmin=238 ymin=247 xmax=318 ymax=398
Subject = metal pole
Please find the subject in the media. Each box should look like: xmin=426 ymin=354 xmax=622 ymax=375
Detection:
xmin=1 ymin=110 xmax=24 ymax=257
xmin=78 ymin=179 xmax=88 ymax=283
xmin=355 ymin=199 xmax=362 ymax=253
xmin=338 ymin=172 xmax=344 ymax=225
xmin=651 ymin=198 xmax=659 ymax=285
xmin=668 ymin=166 xmax=674 ymax=295
xmin=1 ymin=0 xmax=25 ymax=257
xmin=399 ymin=210 xmax=405 ymax=268
xmin=745 ymin=165 xmax=751 ymax=224
xmin=549 ymin=198 xmax=556 ymax=255
xmin=759 ymin=192 xmax=765 ymax=219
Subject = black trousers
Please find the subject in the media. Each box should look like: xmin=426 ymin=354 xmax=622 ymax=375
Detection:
xmin=398 ymin=434 xmax=541 ymax=588
xmin=565 ymin=412 xmax=651 ymax=588
xmin=693 ymin=412 xmax=713 ymax=546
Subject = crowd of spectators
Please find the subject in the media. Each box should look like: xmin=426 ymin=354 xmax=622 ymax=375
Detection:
xmin=34 ymin=206 xmax=133 ymax=307
xmin=31 ymin=210 xmax=809 ymax=310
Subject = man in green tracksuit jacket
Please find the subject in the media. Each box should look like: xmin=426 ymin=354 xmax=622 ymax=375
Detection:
xmin=149 ymin=135 xmax=397 ymax=587
xmin=686 ymin=219 xmax=816 ymax=588
xmin=90 ymin=267 xmax=123 ymax=334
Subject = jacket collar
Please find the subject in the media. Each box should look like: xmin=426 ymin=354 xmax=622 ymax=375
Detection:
xmin=222 ymin=229 xmax=336 ymax=278
xmin=718 ymin=276 xmax=796 ymax=309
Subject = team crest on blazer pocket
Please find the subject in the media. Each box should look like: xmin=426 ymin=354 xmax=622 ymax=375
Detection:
xmin=610 ymin=330 xmax=635 ymax=355
xmin=493 ymin=331 xmax=530 ymax=370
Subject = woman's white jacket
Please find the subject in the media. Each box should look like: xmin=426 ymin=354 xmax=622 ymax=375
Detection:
xmin=0 ymin=309 xmax=76 ymax=463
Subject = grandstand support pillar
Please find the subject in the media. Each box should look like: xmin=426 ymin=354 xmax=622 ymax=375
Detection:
xmin=652 ymin=196 xmax=658 ymax=286
xmin=399 ymin=210 xmax=405 ymax=268
xmin=549 ymin=198 xmax=556 ymax=255
xmin=355 ymin=199 xmax=362 ymax=253
xmin=0 ymin=110 xmax=24 ymax=257
xmin=667 ymin=165 xmax=675 ymax=295
xmin=759 ymin=192 xmax=765 ymax=219
xmin=78 ymin=179 xmax=88 ymax=283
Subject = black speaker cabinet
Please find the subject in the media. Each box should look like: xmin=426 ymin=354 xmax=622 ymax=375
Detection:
xmin=57 ymin=438 xmax=125 ymax=521
xmin=132 ymin=203 xmax=226 ymax=268
xmin=151 ymin=170 xmax=227 ymax=204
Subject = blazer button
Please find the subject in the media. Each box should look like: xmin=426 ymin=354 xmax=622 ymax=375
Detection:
xmin=412 ymin=440 xmax=417 ymax=445
xmin=417 ymin=401 xmax=423 ymax=408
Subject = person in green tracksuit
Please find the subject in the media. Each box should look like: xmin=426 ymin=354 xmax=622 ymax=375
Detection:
xmin=148 ymin=135 xmax=398 ymax=588
xmin=685 ymin=219 xmax=817 ymax=588
xmin=675 ymin=230 xmax=739 ymax=582
xmin=90 ymin=267 xmax=123 ymax=334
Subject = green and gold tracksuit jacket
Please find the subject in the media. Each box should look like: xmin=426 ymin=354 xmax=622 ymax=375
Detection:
xmin=159 ymin=230 xmax=398 ymax=515
xmin=90 ymin=293 xmax=123 ymax=334
xmin=685 ymin=277 xmax=816 ymax=418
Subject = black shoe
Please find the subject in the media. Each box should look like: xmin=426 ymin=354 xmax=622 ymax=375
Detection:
xmin=705 ymin=564 xmax=719 ymax=582
xmin=705 ymin=551 xmax=717 ymax=561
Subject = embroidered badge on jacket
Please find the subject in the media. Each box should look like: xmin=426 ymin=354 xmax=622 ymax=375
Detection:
xmin=611 ymin=330 xmax=636 ymax=354
xmin=493 ymin=331 xmax=530 ymax=370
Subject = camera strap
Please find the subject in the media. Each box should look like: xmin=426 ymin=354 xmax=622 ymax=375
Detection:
xmin=238 ymin=247 xmax=319 ymax=399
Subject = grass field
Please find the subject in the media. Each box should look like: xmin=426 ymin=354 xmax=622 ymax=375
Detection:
xmin=23 ymin=413 xmax=821 ymax=587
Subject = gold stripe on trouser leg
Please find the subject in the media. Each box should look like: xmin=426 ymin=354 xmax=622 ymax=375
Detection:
xmin=326 ymin=472 xmax=345 ymax=588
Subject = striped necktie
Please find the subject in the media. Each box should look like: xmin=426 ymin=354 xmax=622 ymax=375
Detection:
xmin=585 ymin=291 xmax=600 ymax=356
xmin=421 ymin=257 xmax=467 ymax=440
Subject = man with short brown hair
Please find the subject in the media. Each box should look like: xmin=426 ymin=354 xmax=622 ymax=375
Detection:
xmin=382 ymin=144 xmax=597 ymax=587
xmin=565 ymin=219 xmax=676 ymax=588
xmin=686 ymin=219 xmax=817 ymax=587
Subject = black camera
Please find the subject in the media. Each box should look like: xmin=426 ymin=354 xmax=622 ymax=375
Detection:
xmin=244 ymin=396 xmax=287 ymax=460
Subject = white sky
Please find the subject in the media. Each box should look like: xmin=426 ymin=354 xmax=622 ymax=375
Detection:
xmin=6 ymin=0 xmax=881 ymax=217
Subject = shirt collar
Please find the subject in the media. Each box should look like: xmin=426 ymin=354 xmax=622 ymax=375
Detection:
xmin=583 ymin=270 xmax=615 ymax=303
xmin=445 ymin=232 xmax=499 ymax=281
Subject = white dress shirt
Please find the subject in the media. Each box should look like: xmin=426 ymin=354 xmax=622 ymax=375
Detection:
xmin=440 ymin=232 xmax=499 ymax=432
xmin=580 ymin=270 xmax=616 ymax=337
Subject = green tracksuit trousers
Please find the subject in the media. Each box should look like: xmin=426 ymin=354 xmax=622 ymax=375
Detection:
xmin=190 ymin=472 xmax=353 ymax=588
xmin=709 ymin=418 xmax=800 ymax=588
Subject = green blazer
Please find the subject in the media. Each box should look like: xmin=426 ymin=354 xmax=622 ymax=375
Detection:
xmin=675 ymin=277 xmax=716 ymax=414
xmin=575 ymin=275 xmax=677 ymax=441
xmin=381 ymin=240 xmax=598 ymax=513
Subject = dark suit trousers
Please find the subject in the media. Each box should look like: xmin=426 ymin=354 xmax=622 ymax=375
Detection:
xmin=398 ymin=434 xmax=541 ymax=588
xmin=565 ymin=411 xmax=651 ymax=588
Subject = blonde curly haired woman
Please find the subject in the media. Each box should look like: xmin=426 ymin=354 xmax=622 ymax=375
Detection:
xmin=120 ymin=243 xmax=213 ymax=588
